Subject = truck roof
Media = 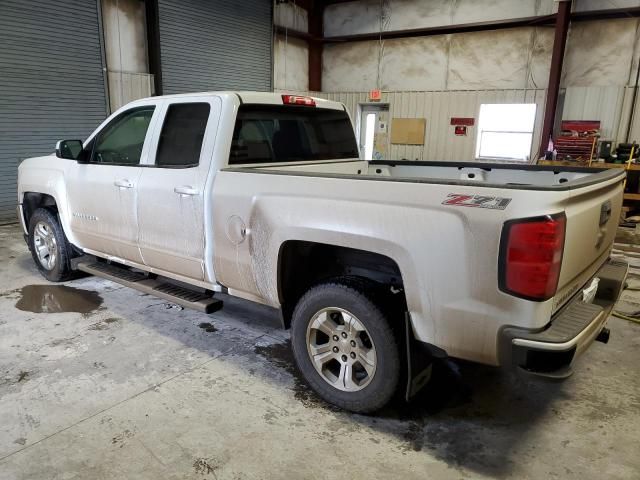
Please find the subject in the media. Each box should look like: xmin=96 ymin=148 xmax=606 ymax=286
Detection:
xmin=133 ymin=91 xmax=345 ymax=110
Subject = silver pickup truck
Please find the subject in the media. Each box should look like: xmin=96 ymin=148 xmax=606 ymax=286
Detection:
xmin=17 ymin=92 xmax=628 ymax=413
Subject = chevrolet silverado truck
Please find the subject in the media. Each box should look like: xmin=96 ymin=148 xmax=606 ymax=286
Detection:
xmin=17 ymin=92 xmax=628 ymax=413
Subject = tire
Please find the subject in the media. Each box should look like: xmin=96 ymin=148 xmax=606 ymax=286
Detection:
xmin=28 ymin=208 xmax=73 ymax=282
xmin=291 ymin=280 xmax=401 ymax=413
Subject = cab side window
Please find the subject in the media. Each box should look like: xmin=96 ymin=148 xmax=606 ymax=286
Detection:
xmin=155 ymin=103 xmax=210 ymax=167
xmin=92 ymin=107 xmax=155 ymax=165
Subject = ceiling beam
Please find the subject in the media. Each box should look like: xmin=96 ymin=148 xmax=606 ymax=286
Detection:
xmin=275 ymin=7 xmax=640 ymax=44
xmin=285 ymin=0 xmax=313 ymax=11
xmin=274 ymin=25 xmax=316 ymax=42
xmin=320 ymin=0 xmax=358 ymax=4
xmin=571 ymin=6 xmax=640 ymax=21
xmin=318 ymin=7 xmax=640 ymax=43
xmin=323 ymin=14 xmax=556 ymax=43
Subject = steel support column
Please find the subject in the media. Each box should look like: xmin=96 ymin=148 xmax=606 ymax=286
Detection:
xmin=539 ymin=0 xmax=572 ymax=158
xmin=308 ymin=1 xmax=323 ymax=91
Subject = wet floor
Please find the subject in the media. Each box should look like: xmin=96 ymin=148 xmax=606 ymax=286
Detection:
xmin=198 ymin=322 xmax=218 ymax=332
xmin=255 ymin=339 xmax=473 ymax=416
xmin=2 ymin=220 xmax=640 ymax=479
xmin=255 ymin=339 xmax=337 ymax=410
xmin=13 ymin=284 xmax=103 ymax=315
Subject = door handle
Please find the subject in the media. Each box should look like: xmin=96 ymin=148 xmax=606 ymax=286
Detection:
xmin=114 ymin=179 xmax=133 ymax=189
xmin=174 ymin=185 xmax=198 ymax=196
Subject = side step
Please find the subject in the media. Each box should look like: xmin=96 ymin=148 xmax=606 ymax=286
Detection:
xmin=76 ymin=261 xmax=223 ymax=314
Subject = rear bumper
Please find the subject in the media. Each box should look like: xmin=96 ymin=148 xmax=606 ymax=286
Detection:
xmin=499 ymin=258 xmax=628 ymax=378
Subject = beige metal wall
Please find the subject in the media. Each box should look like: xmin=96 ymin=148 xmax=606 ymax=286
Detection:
xmin=561 ymin=86 xmax=640 ymax=147
xmin=321 ymin=89 xmax=547 ymax=162
xmin=622 ymin=87 xmax=640 ymax=144
xmin=278 ymin=86 xmax=640 ymax=162
xmin=561 ymin=87 xmax=626 ymax=142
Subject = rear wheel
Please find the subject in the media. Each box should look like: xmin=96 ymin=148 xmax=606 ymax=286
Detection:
xmin=291 ymin=281 xmax=400 ymax=413
xmin=28 ymin=208 xmax=72 ymax=282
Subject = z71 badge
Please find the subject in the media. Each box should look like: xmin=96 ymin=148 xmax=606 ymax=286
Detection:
xmin=442 ymin=194 xmax=511 ymax=210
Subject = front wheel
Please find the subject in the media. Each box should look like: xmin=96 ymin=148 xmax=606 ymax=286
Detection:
xmin=291 ymin=281 xmax=401 ymax=413
xmin=28 ymin=208 xmax=73 ymax=282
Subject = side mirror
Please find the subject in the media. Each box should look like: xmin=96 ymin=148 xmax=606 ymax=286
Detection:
xmin=55 ymin=140 xmax=84 ymax=160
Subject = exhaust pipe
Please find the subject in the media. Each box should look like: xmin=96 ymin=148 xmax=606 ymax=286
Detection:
xmin=596 ymin=327 xmax=610 ymax=344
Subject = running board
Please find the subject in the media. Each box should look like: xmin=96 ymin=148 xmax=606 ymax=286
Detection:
xmin=76 ymin=261 xmax=223 ymax=314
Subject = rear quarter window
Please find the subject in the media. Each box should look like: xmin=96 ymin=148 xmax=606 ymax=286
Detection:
xmin=156 ymin=103 xmax=210 ymax=167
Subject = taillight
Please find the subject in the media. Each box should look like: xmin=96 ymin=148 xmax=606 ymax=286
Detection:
xmin=281 ymin=94 xmax=316 ymax=106
xmin=499 ymin=213 xmax=566 ymax=301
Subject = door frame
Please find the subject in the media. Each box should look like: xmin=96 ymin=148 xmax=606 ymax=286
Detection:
xmin=66 ymin=100 xmax=162 ymax=261
xmin=135 ymin=95 xmax=222 ymax=283
xmin=356 ymin=103 xmax=390 ymax=160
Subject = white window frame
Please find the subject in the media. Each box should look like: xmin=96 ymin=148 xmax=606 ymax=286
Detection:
xmin=475 ymin=103 xmax=537 ymax=163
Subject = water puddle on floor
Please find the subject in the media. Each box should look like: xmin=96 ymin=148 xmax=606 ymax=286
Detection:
xmin=14 ymin=285 xmax=103 ymax=314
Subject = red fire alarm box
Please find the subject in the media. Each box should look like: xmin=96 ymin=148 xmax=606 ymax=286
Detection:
xmin=455 ymin=125 xmax=467 ymax=136
xmin=369 ymin=89 xmax=382 ymax=101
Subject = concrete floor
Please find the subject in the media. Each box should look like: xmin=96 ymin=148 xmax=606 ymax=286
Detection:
xmin=0 ymin=224 xmax=639 ymax=480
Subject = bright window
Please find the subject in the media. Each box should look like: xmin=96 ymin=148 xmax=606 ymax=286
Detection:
xmin=363 ymin=113 xmax=376 ymax=161
xmin=476 ymin=104 xmax=537 ymax=162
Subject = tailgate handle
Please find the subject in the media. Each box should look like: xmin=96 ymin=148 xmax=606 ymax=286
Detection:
xmin=600 ymin=201 xmax=612 ymax=225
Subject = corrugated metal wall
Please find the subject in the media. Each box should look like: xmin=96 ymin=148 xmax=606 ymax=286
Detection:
xmin=561 ymin=86 xmax=626 ymax=142
xmin=320 ymin=89 xmax=547 ymax=162
xmin=623 ymin=87 xmax=640 ymax=144
xmin=561 ymin=86 xmax=640 ymax=147
xmin=157 ymin=0 xmax=272 ymax=94
xmin=280 ymin=86 xmax=640 ymax=162
xmin=0 ymin=0 xmax=108 ymax=223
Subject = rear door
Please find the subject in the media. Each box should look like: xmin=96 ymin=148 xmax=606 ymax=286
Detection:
xmin=136 ymin=96 xmax=221 ymax=281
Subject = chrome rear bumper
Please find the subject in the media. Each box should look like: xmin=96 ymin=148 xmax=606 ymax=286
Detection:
xmin=500 ymin=258 xmax=628 ymax=378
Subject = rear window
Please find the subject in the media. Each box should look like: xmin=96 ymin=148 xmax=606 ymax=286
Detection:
xmin=229 ymin=105 xmax=358 ymax=165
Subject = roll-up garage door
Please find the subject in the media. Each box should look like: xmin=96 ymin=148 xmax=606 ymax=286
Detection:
xmin=0 ymin=0 xmax=108 ymax=223
xmin=157 ymin=0 xmax=272 ymax=94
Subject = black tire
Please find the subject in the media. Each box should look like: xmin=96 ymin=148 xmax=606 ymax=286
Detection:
xmin=291 ymin=280 xmax=401 ymax=413
xmin=28 ymin=208 xmax=73 ymax=282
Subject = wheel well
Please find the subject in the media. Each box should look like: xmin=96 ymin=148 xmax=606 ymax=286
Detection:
xmin=278 ymin=240 xmax=405 ymax=328
xmin=22 ymin=192 xmax=58 ymax=227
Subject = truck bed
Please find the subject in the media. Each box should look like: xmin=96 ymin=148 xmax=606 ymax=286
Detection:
xmin=215 ymin=159 xmax=625 ymax=365
xmin=230 ymin=159 xmax=625 ymax=191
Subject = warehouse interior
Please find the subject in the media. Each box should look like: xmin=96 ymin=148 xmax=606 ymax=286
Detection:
xmin=1 ymin=1 xmax=640 ymax=479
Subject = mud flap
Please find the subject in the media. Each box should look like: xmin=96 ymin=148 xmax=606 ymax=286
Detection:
xmin=404 ymin=313 xmax=447 ymax=401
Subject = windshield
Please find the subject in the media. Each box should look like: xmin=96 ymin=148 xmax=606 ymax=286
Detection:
xmin=229 ymin=104 xmax=359 ymax=165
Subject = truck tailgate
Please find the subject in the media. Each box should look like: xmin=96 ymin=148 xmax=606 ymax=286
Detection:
xmin=553 ymin=176 xmax=624 ymax=312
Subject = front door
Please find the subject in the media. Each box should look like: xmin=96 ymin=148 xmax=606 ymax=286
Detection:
xmin=66 ymin=104 xmax=158 ymax=263
xmin=137 ymin=96 xmax=221 ymax=281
